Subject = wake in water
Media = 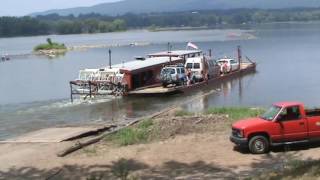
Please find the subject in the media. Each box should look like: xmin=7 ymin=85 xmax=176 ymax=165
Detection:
xmin=14 ymin=96 xmax=118 ymax=115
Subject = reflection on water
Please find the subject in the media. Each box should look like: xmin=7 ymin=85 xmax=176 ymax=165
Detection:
xmin=182 ymin=71 xmax=257 ymax=112
xmin=1 ymin=23 xmax=320 ymax=139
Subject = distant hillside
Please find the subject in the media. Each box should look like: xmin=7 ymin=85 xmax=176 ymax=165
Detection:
xmin=6 ymin=7 xmax=320 ymax=38
xmin=32 ymin=0 xmax=320 ymax=16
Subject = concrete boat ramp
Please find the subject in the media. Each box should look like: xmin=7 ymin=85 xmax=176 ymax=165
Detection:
xmin=0 ymin=125 xmax=115 ymax=143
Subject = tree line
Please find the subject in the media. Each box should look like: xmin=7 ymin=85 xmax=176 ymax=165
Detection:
xmin=0 ymin=15 xmax=127 ymax=37
xmin=122 ymin=8 xmax=320 ymax=28
xmin=1 ymin=8 xmax=320 ymax=37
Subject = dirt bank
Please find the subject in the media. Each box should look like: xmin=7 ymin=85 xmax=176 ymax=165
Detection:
xmin=1 ymin=109 xmax=320 ymax=179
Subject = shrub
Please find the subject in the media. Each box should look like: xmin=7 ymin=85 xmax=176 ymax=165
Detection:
xmin=34 ymin=38 xmax=66 ymax=51
xmin=109 ymin=119 xmax=153 ymax=146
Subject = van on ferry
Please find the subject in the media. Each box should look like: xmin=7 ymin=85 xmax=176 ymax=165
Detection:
xmin=185 ymin=56 xmax=220 ymax=81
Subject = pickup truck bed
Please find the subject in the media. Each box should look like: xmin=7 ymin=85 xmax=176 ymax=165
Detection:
xmin=306 ymin=109 xmax=320 ymax=117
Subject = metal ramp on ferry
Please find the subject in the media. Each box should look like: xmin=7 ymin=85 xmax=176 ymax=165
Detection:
xmin=128 ymin=86 xmax=179 ymax=95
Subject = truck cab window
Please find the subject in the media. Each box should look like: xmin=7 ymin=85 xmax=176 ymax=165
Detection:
xmin=277 ymin=106 xmax=301 ymax=121
xmin=260 ymin=105 xmax=281 ymax=121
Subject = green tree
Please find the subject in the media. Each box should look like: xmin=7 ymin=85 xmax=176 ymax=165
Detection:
xmin=47 ymin=38 xmax=53 ymax=45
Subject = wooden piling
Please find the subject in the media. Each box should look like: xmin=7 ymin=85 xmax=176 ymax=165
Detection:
xmin=89 ymin=81 xmax=92 ymax=98
xmin=70 ymin=82 xmax=74 ymax=103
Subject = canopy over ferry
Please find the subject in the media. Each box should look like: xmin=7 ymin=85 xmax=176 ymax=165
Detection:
xmin=148 ymin=50 xmax=202 ymax=58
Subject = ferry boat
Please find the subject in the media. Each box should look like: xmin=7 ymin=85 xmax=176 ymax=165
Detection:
xmin=69 ymin=49 xmax=202 ymax=101
xmin=69 ymin=45 xmax=256 ymax=101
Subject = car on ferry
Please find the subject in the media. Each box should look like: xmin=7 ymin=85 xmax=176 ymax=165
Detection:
xmin=216 ymin=58 xmax=240 ymax=73
xmin=185 ymin=56 xmax=220 ymax=81
xmin=160 ymin=64 xmax=186 ymax=87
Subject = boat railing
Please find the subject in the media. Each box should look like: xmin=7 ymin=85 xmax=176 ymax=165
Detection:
xmin=78 ymin=70 xmax=99 ymax=81
xmin=78 ymin=70 xmax=124 ymax=84
xmin=70 ymin=69 xmax=127 ymax=102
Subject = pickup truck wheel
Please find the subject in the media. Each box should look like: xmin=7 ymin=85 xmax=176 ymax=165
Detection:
xmin=249 ymin=135 xmax=269 ymax=154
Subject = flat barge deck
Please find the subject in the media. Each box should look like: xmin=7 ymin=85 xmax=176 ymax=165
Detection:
xmin=128 ymin=62 xmax=256 ymax=95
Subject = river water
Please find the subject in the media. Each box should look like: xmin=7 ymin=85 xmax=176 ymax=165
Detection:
xmin=1 ymin=23 xmax=320 ymax=140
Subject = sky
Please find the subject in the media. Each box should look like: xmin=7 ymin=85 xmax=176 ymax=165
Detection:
xmin=1 ymin=0 xmax=121 ymax=16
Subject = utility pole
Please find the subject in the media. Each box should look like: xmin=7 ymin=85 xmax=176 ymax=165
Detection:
xmin=237 ymin=46 xmax=242 ymax=70
xmin=108 ymin=49 xmax=112 ymax=69
xmin=168 ymin=42 xmax=172 ymax=63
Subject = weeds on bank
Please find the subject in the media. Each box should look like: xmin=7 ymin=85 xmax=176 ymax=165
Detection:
xmin=174 ymin=107 xmax=264 ymax=121
xmin=107 ymin=108 xmax=264 ymax=146
xmin=206 ymin=107 xmax=265 ymax=121
xmin=107 ymin=119 xmax=154 ymax=146
xmin=175 ymin=110 xmax=194 ymax=117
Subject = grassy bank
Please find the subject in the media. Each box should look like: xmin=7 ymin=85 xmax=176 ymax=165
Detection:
xmin=205 ymin=107 xmax=264 ymax=121
xmin=175 ymin=107 xmax=264 ymax=120
xmin=106 ymin=107 xmax=264 ymax=147
xmin=106 ymin=119 xmax=154 ymax=146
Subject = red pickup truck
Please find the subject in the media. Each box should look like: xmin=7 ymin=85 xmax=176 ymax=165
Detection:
xmin=230 ymin=102 xmax=320 ymax=154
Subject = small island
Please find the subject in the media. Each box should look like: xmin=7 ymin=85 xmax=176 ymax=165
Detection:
xmin=34 ymin=38 xmax=67 ymax=57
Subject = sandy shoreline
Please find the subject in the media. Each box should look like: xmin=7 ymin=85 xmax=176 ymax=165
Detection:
xmin=1 ymin=109 xmax=320 ymax=179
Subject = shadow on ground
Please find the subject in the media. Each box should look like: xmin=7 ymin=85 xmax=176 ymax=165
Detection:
xmin=233 ymin=140 xmax=320 ymax=155
xmin=0 ymin=159 xmax=237 ymax=180
xmin=233 ymin=142 xmax=320 ymax=179
xmin=2 ymin=142 xmax=320 ymax=180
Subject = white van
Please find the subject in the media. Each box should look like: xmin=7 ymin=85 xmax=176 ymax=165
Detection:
xmin=185 ymin=56 xmax=220 ymax=81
